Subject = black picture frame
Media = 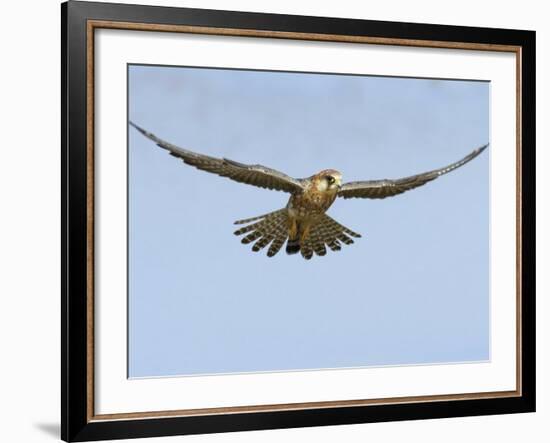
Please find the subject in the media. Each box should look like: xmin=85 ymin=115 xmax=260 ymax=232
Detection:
xmin=62 ymin=1 xmax=536 ymax=441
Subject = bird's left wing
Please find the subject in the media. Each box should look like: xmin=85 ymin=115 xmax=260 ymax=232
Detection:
xmin=337 ymin=144 xmax=488 ymax=200
xmin=130 ymin=122 xmax=305 ymax=194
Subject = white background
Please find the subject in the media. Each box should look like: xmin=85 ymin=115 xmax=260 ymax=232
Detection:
xmin=0 ymin=0 xmax=546 ymax=442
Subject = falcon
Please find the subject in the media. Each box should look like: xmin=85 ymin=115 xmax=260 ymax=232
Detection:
xmin=130 ymin=122 xmax=488 ymax=260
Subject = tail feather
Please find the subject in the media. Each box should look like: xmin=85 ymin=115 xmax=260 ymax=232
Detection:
xmin=241 ymin=230 xmax=263 ymax=245
xmin=285 ymin=239 xmax=300 ymax=255
xmin=318 ymin=222 xmax=342 ymax=252
xmin=300 ymin=239 xmax=313 ymax=259
xmin=252 ymin=235 xmax=275 ymax=252
xmin=310 ymin=228 xmax=327 ymax=257
xmin=268 ymin=229 xmax=287 ymax=257
xmin=233 ymin=210 xmax=361 ymax=259
xmin=300 ymin=214 xmax=361 ymax=260
xmin=234 ymin=211 xmax=281 ymax=225
xmin=336 ymin=232 xmax=354 ymax=245
xmin=233 ymin=220 xmax=265 ymax=236
xmin=233 ymin=209 xmax=288 ymax=257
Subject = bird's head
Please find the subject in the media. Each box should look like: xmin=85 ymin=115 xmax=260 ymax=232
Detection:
xmin=314 ymin=169 xmax=342 ymax=193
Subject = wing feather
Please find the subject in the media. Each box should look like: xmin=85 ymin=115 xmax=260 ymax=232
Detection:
xmin=338 ymin=144 xmax=488 ymax=200
xmin=130 ymin=122 xmax=304 ymax=194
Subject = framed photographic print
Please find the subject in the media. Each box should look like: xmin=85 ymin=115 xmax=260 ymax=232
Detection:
xmin=61 ymin=1 xmax=536 ymax=441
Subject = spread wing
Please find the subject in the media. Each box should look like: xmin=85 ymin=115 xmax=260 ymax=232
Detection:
xmin=130 ymin=122 xmax=305 ymax=194
xmin=337 ymin=144 xmax=488 ymax=200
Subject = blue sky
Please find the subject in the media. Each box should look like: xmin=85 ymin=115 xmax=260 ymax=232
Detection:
xmin=128 ymin=64 xmax=490 ymax=378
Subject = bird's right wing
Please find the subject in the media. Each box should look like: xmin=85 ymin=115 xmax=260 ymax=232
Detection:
xmin=130 ymin=122 xmax=305 ymax=194
xmin=337 ymin=144 xmax=488 ymax=200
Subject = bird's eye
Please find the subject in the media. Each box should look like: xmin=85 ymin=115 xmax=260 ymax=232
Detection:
xmin=327 ymin=176 xmax=335 ymax=184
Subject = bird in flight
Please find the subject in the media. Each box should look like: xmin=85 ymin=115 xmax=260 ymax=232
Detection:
xmin=130 ymin=122 xmax=488 ymax=260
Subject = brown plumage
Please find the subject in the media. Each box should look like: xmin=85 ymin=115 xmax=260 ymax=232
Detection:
xmin=130 ymin=122 xmax=488 ymax=259
xmin=233 ymin=209 xmax=288 ymax=257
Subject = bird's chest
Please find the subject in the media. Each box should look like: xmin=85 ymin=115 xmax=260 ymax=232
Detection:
xmin=288 ymin=190 xmax=335 ymax=218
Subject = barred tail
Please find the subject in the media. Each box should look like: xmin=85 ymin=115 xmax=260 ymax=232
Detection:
xmin=233 ymin=209 xmax=288 ymax=257
xmin=300 ymin=214 xmax=361 ymax=260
